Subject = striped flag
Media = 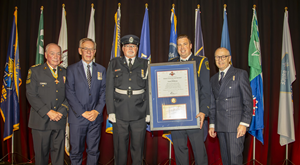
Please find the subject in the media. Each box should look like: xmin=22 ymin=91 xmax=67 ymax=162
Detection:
xmin=138 ymin=4 xmax=151 ymax=61
xmin=248 ymin=7 xmax=264 ymax=144
xmin=87 ymin=3 xmax=95 ymax=62
xmin=110 ymin=3 xmax=121 ymax=59
xmin=277 ymin=9 xmax=296 ymax=146
xmin=35 ymin=6 xmax=44 ymax=65
xmin=220 ymin=4 xmax=231 ymax=56
xmin=168 ymin=4 xmax=178 ymax=61
xmin=106 ymin=3 xmax=121 ymax=134
xmin=0 ymin=7 xmax=21 ymax=141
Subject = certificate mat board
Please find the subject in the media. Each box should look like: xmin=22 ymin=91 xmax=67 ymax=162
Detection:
xmin=148 ymin=61 xmax=200 ymax=131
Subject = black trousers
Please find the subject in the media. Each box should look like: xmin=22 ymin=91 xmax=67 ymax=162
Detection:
xmin=31 ymin=129 xmax=65 ymax=165
xmin=171 ymin=129 xmax=208 ymax=165
xmin=113 ymin=118 xmax=146 ymax=165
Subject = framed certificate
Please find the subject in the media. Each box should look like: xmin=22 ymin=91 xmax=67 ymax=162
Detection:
xmin=148 ymin=61 xmax=200 ymax=131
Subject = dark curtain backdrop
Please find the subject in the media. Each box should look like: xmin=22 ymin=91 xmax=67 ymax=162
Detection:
xmin=1 ymin=0 xmax=300 ymax=164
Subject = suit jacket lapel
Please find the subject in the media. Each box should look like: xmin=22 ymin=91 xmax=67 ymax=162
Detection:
xmin=43 ymin=63 xmax=55 ymax=80
xmin=131 ymin=57 xmax=141 ymax=70
xmin=77 ymin=61 xmax=89 ymax=88
xmin=219 ymin=66 xmax=235 ymax=94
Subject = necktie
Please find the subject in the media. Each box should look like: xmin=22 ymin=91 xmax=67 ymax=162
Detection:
xmin=87 ymin=65 xmax=91 ymax=89
xmin=53 ymin=68 xmax=56 ymax=73
xmin=219 ymin=72 xmax=224 ymax=85
xmin=129 ymin=58 xmax=133 ymax=70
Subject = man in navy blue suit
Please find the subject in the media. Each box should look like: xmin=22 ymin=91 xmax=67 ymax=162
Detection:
xmin=66 ymin=38 xmax=106 ymax=165
xmin=209 ymin=47 xmax=252 ymax=165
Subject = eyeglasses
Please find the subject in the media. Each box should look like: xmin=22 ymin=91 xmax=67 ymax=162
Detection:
xmin=81 ymin=47 xmax=95 ymax=52
xmin=124 ymin=45 xmax=137 ymax=48
xmin=215 ymin=55 xmax=230 ymax=60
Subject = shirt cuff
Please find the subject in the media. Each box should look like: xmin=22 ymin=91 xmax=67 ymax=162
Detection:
xmin=209 ymin=124 xmax=215 ymax=128
xmin=239 ymin=122 xmax=249 ymax=127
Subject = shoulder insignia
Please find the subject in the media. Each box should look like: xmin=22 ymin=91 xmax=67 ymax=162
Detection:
xmin=205 ymin=61 xmax=210 ymax=70
xmin=26 ymin=69 xmax=32 ymax=84
xmin=31 ymin=64 xmax=41 ymax=68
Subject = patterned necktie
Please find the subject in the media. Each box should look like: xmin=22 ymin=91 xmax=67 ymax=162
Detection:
xmin=87 ymin=65 xmax=91 ymax=89
xmin=129 ymin=58 xmax=133 ymax=70
xmin=219 ymin=72 xmax=224 ymax=85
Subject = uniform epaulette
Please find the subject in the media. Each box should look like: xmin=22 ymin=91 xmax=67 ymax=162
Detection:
xmin=194 ymin=55 xmax=206 ymax=59
xmin=31 ymin=64 xmax=41 ymax=68
xmin=169 ymin=57 xmax=179 ymax=61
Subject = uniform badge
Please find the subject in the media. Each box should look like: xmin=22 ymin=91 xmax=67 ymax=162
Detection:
xmin=233 ymin=76 xmax=235 ymax=81
xmin=141 ymin=69 xmax=144 ymax=78
xmin=98 ymin=72 xmax=102 ymax=80
xmin=63 ymin=76 xmax=66 ymax=83
xmin=44 ymin=67 xmax=47 ymax=70
xmin=115 ymin=69 xmax=121 ymax=72
xmin=129 ymin=37 xmax=134 ymax=43
xmin=205 ymin=61 xmax=210 ymax=70
xmin=26 ymin=69 xmax=32 ymax=84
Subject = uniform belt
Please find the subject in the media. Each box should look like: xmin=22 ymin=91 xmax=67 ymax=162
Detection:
xmin=115 ymin=88 xmax=145 ymax=95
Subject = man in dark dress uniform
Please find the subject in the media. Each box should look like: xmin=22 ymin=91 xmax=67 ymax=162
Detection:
xmin=26 ymin=43 xmax=69 ymax=165
xmin=106 ymin=34 xmax=149 ymax=165
xmin=169 ymin=35 xmax=210 ymax=165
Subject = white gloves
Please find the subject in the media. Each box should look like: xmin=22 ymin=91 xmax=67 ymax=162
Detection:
xmin=145 ymin=115 xmax=150 ymax=123
xmin=108 ymin=113 xmax=116 ymax=123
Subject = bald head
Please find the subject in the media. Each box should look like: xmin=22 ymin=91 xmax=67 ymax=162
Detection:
xmin=214 ymin=47 xmax=231 ymax=71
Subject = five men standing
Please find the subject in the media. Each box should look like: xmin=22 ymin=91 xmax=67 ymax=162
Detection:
xmin=66 ymin=38 xmax=106 ymax=165
xmin=26 ymin=37 xmax=251 ymax=164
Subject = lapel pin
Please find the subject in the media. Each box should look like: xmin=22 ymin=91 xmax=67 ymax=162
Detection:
xmin=233 ymin=76 xmax=235 ymax=81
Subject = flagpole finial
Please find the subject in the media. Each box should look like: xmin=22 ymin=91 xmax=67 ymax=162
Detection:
xmin=41 ymin=6 xmax=44 ymax=10
xmin=145 ymin=3 xmax=148 ymax=9
xmin=15 ymin=6 xmax=18 ymax=11
xmin=197 ymin=4 xmax=200 ymax=9
xmin=62 ymin=4 xmax=65 ymax=8
xmin=118 ymin=3 xmax=121 ymax=7
xmin=285 ymin=7 xmax=288 ymax=11
xmin=224 ymin=4 xmax=227 ymax=9
xmin=172 ymin=4 xmax=175 ymax=9
xmin=91 ymin=3 xmax=94 ymax=8
xmin=253 ymin=4 xmax=256 ymax=9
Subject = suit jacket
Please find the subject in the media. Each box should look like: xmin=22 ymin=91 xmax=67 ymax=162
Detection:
xmin=66 ymin=60 xmax=106 ymax=125
xmin=209 ymin=66 xmax=252 ymax=132
xmin=106 ymin=56 xmax=149 ymax=121
xmin=170 ymin=54 xmax=211 ymax=116
xmin=26 ymin=63 xmax=69 ymax=130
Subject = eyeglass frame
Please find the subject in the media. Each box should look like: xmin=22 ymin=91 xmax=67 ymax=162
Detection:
xmin=80 ymin=47 xmax=96 ymax=52
xmin=215 ymin=55 xmax=230 ymax=61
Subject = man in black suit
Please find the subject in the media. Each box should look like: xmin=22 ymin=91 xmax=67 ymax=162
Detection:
xmin=106 ymin=34 xmax=149 ymax=165
xmin=209 ymin=47 xmax=252 ymax=165
xmin=26 ymin=43 xmax=69 ymax=165
xmin=169 ymin=35 xmax=210 ymax=165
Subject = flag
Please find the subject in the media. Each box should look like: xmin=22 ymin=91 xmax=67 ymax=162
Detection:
xmin=106 ymin=3 xmax=121 ymax=134
xmin=138 ymin=5 xmax=151 ymax=61
xmin=248 ymin=7 xmax=264 ymax=144
xmin=162 ymin=132 xmax=173 ymax=144
xmin=194 ymin=6 xmax=205 ymax=56
xmin=194 ymin=5 xmax=208 ymax=141
xmin=58 ymin=4 xmax=70 ymax=155
xmin=58 ymin=4 xmax=68 ymax=68
xmin=0 ymin=7 xmax=21 ymax=141
xmin=110 ymin=3 xmax=121 ymax=59
xmin=221 ymin=5 xmax=231 ymax=56
xmin=35 ymin=6 xmax=44 ymax=65
xmin=168 ymin=5 xmax=178 ymax=61
xmin=87 ymin=3 xmax=95 ymax=62
xmin=277 ymin=9 xmax=296 ymax=146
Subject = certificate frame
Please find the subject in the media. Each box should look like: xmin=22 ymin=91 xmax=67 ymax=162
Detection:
xmin=148 ymin=61 xmax=200 ymax=131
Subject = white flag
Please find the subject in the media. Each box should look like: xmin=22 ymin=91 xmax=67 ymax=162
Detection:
xmin=87 ymin=4 xmax=95 ymax=62
xmin=277 ymin=9 xmax=296 ymax=146
xmin=58 ymin=5 xmax=68 ymax=68
xmin=58 ymin=4 xmax=69 ymax=156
